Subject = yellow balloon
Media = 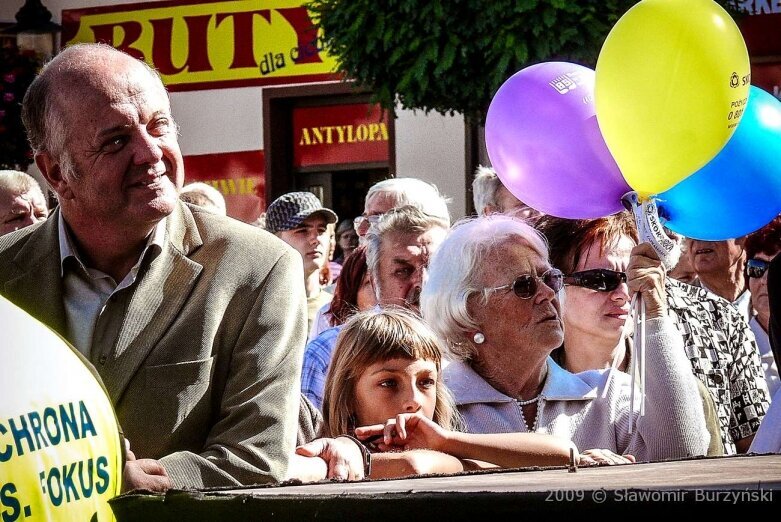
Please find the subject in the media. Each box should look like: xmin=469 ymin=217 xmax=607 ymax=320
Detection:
xmin=595 ymin=0 xmax=750 ymax=198
xmin=0 ymin=296 xmax=122 ymax=521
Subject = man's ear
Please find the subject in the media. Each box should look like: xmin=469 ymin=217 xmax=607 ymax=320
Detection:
xmin=35 ymin=152 xmax=74 ymax=200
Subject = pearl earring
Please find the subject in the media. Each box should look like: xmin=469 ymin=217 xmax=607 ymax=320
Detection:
xmin=473 ymin=332 xmax=485 ymax=344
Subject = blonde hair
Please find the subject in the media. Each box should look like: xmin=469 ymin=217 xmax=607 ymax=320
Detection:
xmin=321 ymin=308 xmax=459 ymax=437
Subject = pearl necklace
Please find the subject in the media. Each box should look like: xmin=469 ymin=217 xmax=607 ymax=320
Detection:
xmin=516 ymin=396 xmax=542 ymax=432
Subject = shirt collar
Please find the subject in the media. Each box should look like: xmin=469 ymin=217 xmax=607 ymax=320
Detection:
xmin=59 ymin=212 xmax=167 ymax=277
xmin=444 ymin=357 xmax=598 ymax=406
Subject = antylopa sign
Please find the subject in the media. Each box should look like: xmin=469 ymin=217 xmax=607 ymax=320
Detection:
xmin=293 ymin=103 xmax=390 ymax=168
xmin=61 ymin=0 xmax=340 ymax=91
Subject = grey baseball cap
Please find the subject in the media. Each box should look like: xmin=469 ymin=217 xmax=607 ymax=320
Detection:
xmin=265 ymin=192 xmax=338 ymax=234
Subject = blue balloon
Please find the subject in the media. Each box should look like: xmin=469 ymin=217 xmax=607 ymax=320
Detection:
xmin=657 ymin=86 xmax=781 ymax=240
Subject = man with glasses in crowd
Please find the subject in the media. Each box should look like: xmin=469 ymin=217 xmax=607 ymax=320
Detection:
xmin=353 ymin=178 xmax=451 ymax=239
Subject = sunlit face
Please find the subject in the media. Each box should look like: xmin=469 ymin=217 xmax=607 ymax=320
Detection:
xmin=469 ymin=238 xmax=563 ymax=361
xmin=0 ymin=187 xmax=48 ymax=236
xmin=373 ymin=227 xmax=447 ymax=311
xmin=687 ymin=238 xmax=745 ymax=278
xmin=52 ymin=58 xmax=183 ymax=230
xmin=749 ymin=252 xmax=778 ymax=323
xmin=276 ymin=214 xmax=329 ymax=276
xmin=563 ymin=235 xmax=634 ymax=347
xmin=353 ymin=357 xmax=438 ymax=427
xmin=357 ymin=191 xmax=397 ymax=237
xmin=339 ymin=229 xmax=359 ymax=253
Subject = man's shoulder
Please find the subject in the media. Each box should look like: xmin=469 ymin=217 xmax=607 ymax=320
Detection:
xmin=304 ymin=326 xmax=342 ymax=358
xmin=0 ymin=220 xmax=53 ymax=275
xmin=181 ymin=204 xmax=297 ymax=264
xmin=666 ymin=278 xmax=739 ymax=322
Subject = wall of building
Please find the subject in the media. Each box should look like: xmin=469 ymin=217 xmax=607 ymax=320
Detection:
xmin=1 ymin=0 xmax=467 ymax=219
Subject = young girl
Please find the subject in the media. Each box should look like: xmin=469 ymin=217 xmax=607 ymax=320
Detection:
xmin=292 ymin=308 xmax=625 ymax=481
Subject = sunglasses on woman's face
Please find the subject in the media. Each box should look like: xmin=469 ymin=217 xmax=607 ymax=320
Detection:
xmin=563 ymin=269 xmax=627 ymax=292
xmin=746 ymin=258 xmax=770 ymax=279
xmin=485 ymin=268 xmax=564 ymax=300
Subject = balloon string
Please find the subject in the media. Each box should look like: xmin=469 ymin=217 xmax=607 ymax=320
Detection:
xmin=640 ymin=296 xmax=646 ymax=417
xmin=628 ymin=294 xmax=647 ymax=434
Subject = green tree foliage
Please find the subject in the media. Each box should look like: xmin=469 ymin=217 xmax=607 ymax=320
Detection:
xmin=308 ymin=0 xmax=742 ymax=122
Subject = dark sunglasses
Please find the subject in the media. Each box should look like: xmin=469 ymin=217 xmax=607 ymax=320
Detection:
xmin=746 ymin=258 xmax=770 ymax=279
xmin=564 ymin=269 xmax=627 ymax=292
xmin=485 ymin=268 xmax=564 ymax=300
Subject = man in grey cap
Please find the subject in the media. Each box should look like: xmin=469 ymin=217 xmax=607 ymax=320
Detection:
xmin=266 ymin=192 xmax=338 ymax=332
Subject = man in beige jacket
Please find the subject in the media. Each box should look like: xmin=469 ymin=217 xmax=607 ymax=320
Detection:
xmin=0 ymin=44 xmax=307 ymax=491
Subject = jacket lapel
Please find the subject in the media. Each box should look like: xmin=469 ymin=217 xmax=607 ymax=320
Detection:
xmin=100 ymin=204 xmax=204 ymax=402
xmin=2 ymin=213 xmax=67 ymax=338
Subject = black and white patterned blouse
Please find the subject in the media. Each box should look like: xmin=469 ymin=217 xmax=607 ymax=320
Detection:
xmin=666 ymin=279 xmax=770 ymax=455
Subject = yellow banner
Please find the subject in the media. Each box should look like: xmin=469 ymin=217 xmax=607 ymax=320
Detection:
xmin=62 ymin=0 xmax=339 ymax=89
xmin=0 ymin=296 xmax=122 ymax=521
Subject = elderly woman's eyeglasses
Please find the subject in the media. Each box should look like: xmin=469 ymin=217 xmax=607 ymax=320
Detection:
xmin=484 ymin=268 xmax=564 ymax=299
xmin=747 ymin=259 xmax=770 ymax=279
xmin=563 ymin=269 xmax=627 ymax=292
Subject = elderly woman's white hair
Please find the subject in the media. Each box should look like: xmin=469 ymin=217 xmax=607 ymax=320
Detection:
xmin=471 ymin=166 xmax=503 ymax=217
xmin=179 ymin=182 xmax=227 ymax=215
xmin=420 ymin=214 xmax=549 ymax=361
xmin=367 ymin=178 xmax=451 ymax=226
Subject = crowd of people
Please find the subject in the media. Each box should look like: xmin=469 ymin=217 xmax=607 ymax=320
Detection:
xmin=1 ymin=43 xmax=780 ymax=491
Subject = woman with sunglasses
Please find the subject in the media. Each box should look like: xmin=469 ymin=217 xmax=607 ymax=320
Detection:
xmin=539 ymin=213 xmax=724 ymax=455
xmin=538 ymin=214 xmax=648 ymax=374
xmin=421 ymin=215 xmax=709 ymax=462
xmin=744 ymin=216 xmax=781 ymax=399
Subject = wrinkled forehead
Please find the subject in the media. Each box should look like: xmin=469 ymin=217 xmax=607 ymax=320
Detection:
xmin=365 ymin=191 xmax=399 ymax=215
xmin=481 ymin=237 xmax=549 ymax=281
xmin=55 ymin=59 xmax=169 ymax=121
xmin=381 ymin=227 xmax=446 ymax=259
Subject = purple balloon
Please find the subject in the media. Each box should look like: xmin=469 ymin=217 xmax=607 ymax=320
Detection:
xmin=485 ymin=62 xmax=630 ymax=218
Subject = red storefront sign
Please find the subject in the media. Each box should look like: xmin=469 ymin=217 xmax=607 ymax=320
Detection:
xmin=61 ymin=0 xmax=340 ymax=92
xmin=292 ymin=103 xmax=390 ymax=168
xmin=183 ymin=150 xmax=265 ymax=223
xmin=740 ymin=11 xmax=781 ymax=97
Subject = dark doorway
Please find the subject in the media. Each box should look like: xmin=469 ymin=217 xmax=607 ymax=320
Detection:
xmin=297 ymin=168 xmax=389 ymax=224
xmin=263 ymin=82 xmax=396 ymax=217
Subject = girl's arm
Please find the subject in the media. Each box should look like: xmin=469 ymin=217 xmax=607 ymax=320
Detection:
xmin=357 ymin=413 xmax=577 ymax=468
xmin=370 ymin=450 xmax=499 ymax=479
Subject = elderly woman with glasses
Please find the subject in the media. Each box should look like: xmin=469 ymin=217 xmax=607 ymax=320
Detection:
xmin=744 ymin=215 xmax=781 ymax=398
xmin=421 ymin=215 xmax=710 ymax=462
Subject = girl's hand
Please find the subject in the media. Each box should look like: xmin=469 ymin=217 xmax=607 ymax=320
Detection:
xmin=578 ymin=448 xmax=635 ymax=466
xmin=355 ymin=412 xmax=450 ymax=452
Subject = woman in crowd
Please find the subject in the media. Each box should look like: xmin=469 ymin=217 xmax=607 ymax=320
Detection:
xmin=420 ymin=214 xmax=710 ymax=462
xmin=308 ymin=246 xmax=377 ymax=341
xmin=537 ymin=213 xmax=723 ymax=456
xmin=744 ymin=215 xmax=781 ymax=398
xmin=334 ymin=219 xmax=360 ymax=265
xmin=292 ymin=308 xmax=618 ymax=481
